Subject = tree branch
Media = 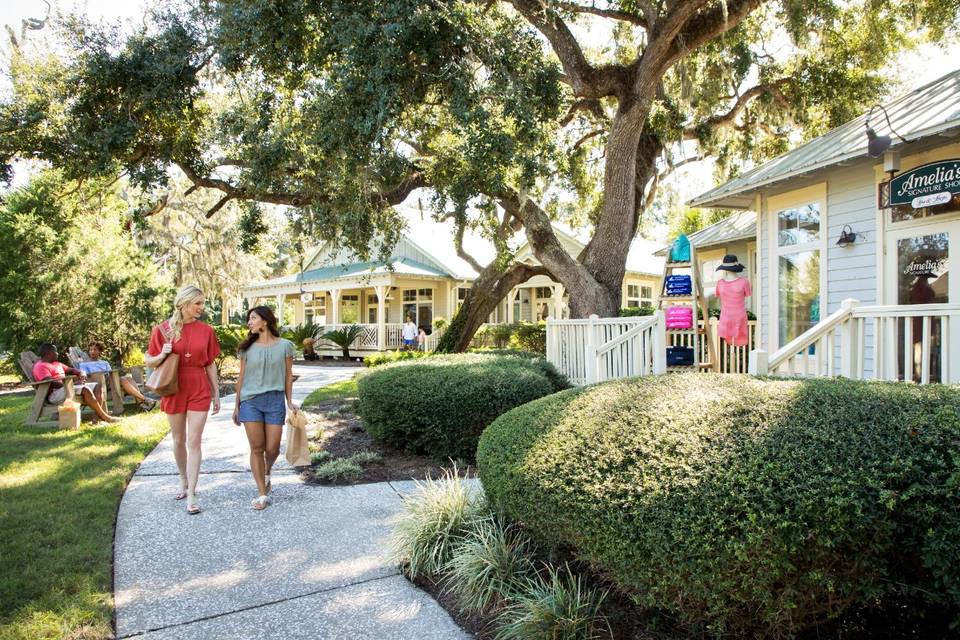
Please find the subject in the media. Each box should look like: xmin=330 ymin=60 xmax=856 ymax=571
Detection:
xmin=553 ymin=1 xmax=648 ymax=28
xmin=663 ymin=0 xmax=763 ymax=67
xmin=560 ymin=98 xmax=605 ymax=126
xmin=573 ymin=129 xmax=605 ymax=150
xmin=682 ymin=80 xmax=789 ymax=139
xmin=508 ymin=0 xmax=628 ymax=99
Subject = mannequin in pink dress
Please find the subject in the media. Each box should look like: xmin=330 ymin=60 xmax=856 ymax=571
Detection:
xmin=714 ymin=255 xmax=752 ymax=347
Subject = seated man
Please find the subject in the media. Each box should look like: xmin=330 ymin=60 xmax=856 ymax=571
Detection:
xmin=82 ymin=342 xmax=157 ymax=411
xmin=33 ymin=343 xmax=118 ymax=423
xmin=302 ymin=337 xmax=320 ymax=361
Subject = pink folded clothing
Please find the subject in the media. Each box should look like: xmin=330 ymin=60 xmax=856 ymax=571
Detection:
xmin=666 ymin=306 xmax=693 ymax=319
xmin=666 ymin=317 xmax=694 ymax=330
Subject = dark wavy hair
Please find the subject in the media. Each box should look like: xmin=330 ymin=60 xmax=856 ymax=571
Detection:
xmin=238 ymin=305 xmax=281 ymax=353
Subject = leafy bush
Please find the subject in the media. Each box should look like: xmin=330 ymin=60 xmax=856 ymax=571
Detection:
xmin=355 ymin=353 xmax=569 ymax=459
xmin=392 ymin=469 xmax=487 ymax=579
xmin=213 ymin=324 xmax=247 ymax=375
xmin=477 ymin=374 xmax=960 ymax=637
xmin=321 ymin=324 xmax=364 ymax=359
xmin=312 ymin=457 xmax=362 ymax=481
xmin=494 ymin=565 xmax=610 ymax=640
xmin=282 ymin=321 xmax=323 ymax=346
xmin=363 ymin=349 xmax=431 ymax=367
xmin=509 ymin=322 xmax=546 ymax=354
xmin=445 ymin=515 xmax=534 ymax=614
xmin=618 ymin=306 xmax=655 ymax=317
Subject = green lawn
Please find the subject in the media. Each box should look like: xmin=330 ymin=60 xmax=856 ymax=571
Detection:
xmin=0 ymin=395 xmax=168 ymax=640
xmin=302 ymin=376 xmax=359 ymax=407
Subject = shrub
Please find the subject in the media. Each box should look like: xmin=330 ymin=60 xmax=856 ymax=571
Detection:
xmin=355 ymin=353 xmax=568 ymax=459
xmin=213 ymin=324 xmax=246 ymax=375
xmin=310 ymin=450 xmax=332 ymax=465
xmin=618 ymin=306 xmax=654 ymax=317
xmin=312 ymin=457 xmax=363 ymax=481
xmin=444 ymin=515 xmax=534 ymax=613
xmin=494 ymin=564 xmax=610 ymax=640
xmin=393 ymin=469 xmax=486 ymax=579
xmin=477 ymin=374 xmax=960 ymax=637
xmin=283 ymin=321 xmax=323 ymax=345
xmin=509 ymin=322 xmax=546 ymax=354
xmin=363 ymin=349 xmax=431 ymax=367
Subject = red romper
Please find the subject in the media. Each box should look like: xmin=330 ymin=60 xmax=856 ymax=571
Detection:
xmin=147 ymin=321 xmax=221 ymax=414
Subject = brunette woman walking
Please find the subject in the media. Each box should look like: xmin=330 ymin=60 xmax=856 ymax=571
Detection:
xmin=232 ymin=306 xmax=298 ymax=510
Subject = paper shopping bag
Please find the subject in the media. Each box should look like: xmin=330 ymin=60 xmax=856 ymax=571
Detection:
xmin=284 ymin=410 xmax=311 ymax=467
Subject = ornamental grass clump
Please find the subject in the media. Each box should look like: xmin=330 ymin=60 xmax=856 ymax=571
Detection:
xmin=494 ymin=564 xmax=610 ymax=640
xmin=444 ymin=515 xmax=535 ymax=614
xmin=393 ymin=468 xmax=486 ymax=579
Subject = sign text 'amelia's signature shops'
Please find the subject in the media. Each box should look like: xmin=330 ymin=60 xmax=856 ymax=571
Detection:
xmin=887 ymin=159 xmax=960 ymax=209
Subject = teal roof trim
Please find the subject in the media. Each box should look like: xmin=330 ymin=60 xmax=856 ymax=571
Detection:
xmin=247 ymin=257 xmax=450 ymax=289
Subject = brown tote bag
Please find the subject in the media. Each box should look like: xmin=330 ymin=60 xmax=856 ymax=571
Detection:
xmin=146 ymin=323 xmax=180 ymax=396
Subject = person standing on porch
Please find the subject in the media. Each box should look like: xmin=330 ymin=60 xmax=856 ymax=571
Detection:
xmin=417 ymin=327 xmax=427 ymax=352
xmin=402 ymin=315 xmax=417 ymax=350
xmin=146 ymin=285 xmax=221 ymax=515
xmin=233 ymin=305 xmax=298 ymax=510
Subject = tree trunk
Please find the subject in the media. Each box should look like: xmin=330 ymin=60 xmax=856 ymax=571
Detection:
xmin=576 ymin=101 xmax=650 ymax=317
xmin=436 ymin=262 xmax=550 ymax=353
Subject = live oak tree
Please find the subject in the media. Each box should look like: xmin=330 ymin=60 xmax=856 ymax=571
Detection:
xmin=1 ymin=1 xmax=956 ymax=351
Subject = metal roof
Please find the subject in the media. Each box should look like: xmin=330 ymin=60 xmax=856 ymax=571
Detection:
xmin=245 ymin=257 xmax=449 ymax=291
xmin=654 ymin=210 xmax=756 ymax=256
xmin=690 ymin=68 xmax=960 ymax=209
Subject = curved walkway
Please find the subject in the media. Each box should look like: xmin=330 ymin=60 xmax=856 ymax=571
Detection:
xmin=113 ymin=364 xmax=471 ymax=639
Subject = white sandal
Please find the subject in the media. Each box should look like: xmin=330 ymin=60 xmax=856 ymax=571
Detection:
xmin=251 ymin=495 xmax=270 ymax=510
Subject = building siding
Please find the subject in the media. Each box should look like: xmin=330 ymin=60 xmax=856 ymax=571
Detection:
xmin=758 ymin=162 xmax=880 ymax=373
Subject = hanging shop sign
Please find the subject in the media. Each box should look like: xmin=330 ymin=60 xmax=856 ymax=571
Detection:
xmin=300 ymin=292 xmax=314 ymax=303
xmin=888 ymin=159 xmax=960 ymax=208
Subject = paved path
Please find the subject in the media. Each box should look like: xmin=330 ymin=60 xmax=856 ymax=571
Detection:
xmin=114 ymin=365 xmax=471 ymax=639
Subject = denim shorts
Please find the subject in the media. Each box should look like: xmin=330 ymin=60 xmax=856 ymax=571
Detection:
xmin=238 ymin=390 xmax=286 ymax=425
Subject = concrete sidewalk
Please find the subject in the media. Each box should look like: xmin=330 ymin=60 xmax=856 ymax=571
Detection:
xmin=113 ymin=365 xmax=471 ymax=639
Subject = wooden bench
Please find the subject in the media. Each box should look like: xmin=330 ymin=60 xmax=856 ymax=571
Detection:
xmin=67 ymin=347 xmax=147 ymax=415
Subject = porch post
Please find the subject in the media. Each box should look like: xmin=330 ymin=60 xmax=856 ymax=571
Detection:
xmin=839 ymin=298 xmax=860 ymax=379
xmin=275 ymin=294 xmax=285 ymax=326
xmin=551 ymin=284 xmax=565 ymax=321
xmin=506 ymin=288 xmax=517 ymax=324
xmin=329 ymin=289 xmax=342 ymax=325
xmin=375 ymin=284 xmax=389 ymax=350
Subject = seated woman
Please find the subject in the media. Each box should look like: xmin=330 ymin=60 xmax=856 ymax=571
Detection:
xmin=81 ymin=342 xmax=157 ymax=411
xmin=33 ymin=343 xmax=118 ymax=423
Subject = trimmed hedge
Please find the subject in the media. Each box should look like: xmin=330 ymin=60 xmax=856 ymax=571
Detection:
xmin=363 ymin=349 xmax=431 ymax=367
xmin=355 ymin=353 xmax=569 ymax=460
xmin=477 ymin=374 xmax=960 ymax=637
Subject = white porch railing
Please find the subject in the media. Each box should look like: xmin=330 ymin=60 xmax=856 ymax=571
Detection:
xmin=547 ymin=313 xmax=666 ymax=386
xmin=750 ymin=299 xmax=960 ymax=384
xmin=314 ymin=323 xmax=445 ymax=351
xmin=668 ymin=318 xmax=758 ymax=374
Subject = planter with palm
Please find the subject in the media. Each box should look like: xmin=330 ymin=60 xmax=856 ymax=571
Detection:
xmin=282 ymin=321 xmax=323 ymax=349
xmin=321 ymin=325 xmax=364 ymax=360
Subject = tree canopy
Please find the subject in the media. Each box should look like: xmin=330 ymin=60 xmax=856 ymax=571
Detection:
xmin=1 ymin=0 xmax=957 ymax=339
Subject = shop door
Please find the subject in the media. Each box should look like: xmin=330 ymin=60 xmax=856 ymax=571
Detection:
xmin=885 ymin=220 xmax=960 ymax=382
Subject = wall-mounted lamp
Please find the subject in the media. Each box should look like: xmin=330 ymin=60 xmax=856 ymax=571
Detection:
xmin=837 ymin=225 xmax=860 ymax=248
xmin=865 ymin=105 xmax=912 ymax=158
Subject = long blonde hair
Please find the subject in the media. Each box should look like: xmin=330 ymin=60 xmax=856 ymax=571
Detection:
xmin=167 ymin=285 xmax=204 ymax=341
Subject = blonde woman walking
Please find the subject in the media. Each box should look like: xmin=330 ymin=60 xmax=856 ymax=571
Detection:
xmin=146 ymin=285 xmax=221 ymax=515
xmin=232 ymin=306 xmax=298 ymax=510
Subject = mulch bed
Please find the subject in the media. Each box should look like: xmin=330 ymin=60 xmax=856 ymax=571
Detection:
xmin=299 ymin=398 xmax=474 ymax=485
xmin=413 ymin=574 xmax=494 ymax=639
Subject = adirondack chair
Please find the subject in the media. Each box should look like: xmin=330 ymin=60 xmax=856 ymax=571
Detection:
xmin=67 ymin=347 xmax=147 ymax=414
xmin=20 ymin=351 xmax=83 ymax=427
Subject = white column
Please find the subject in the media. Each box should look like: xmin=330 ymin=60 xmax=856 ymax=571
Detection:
xmin=551 ymin=284 xmax=565 ymax=321
xmin=839 ymin=298 xmax=860 ymax=379
xmin=506 ymin=288 xmax=518 ymax=324
xmin=329 ymin=289 xmax=342 ymax=325
xmin=275 ymin=295 xmax=285 ymax=327
xmin=375 ymin=284 xmax=389 ymax=350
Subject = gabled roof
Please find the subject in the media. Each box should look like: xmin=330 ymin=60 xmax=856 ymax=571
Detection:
xmin=691 ymin=68 xmax=960 ymax=209
xmin=654 ymin=211 xmax=756 ymax=256
xmin=244 ymin=257 xmax=447 ymax=292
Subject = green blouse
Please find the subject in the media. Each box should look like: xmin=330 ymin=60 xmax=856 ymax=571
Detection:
xmin=238 ymin=338 xmax=296 ymax=401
